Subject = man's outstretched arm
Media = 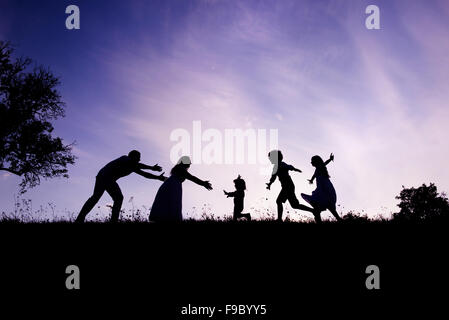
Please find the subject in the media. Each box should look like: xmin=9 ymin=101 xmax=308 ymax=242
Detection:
xmin=137 ymin=163 xmax=162 ymax=171
xmin=135 ymin=169 xmax=166 ymax=181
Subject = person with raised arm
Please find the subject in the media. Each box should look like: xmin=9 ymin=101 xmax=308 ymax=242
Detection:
xmin=224 ymin=175 xmax=251 ymax=221
xmin=301 ymin=153 xmax=342 ymax=223
xmin=149 ymin=156 xmax=212 ymax=222
xmin=75 ymin=150 xmax=166 ymax=223
xmin=266 ymin=150 xmax=314 ymax=222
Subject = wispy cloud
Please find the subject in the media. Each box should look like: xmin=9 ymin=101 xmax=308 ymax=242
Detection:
xmin=2 ymin=0 xmax=449 ymax=219
xmin=89 ymin=0 xmax=449 ymax=217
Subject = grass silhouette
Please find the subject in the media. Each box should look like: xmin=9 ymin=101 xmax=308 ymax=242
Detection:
xmin=2 ymin=183 xmax=448 ymax=224
xmin=0 ymin=202 xmax=438 ymax=225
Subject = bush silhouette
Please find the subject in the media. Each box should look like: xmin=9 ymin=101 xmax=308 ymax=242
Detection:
xmin=393 ymin=183 xmax=449 ymax=222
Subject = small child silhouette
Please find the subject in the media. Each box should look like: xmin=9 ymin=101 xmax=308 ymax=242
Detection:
xmin=224 ymin=175 xmax=251 ymax=221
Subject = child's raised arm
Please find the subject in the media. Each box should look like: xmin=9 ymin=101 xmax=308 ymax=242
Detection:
xmin=324 ymin=153 xmax=334 ymax=166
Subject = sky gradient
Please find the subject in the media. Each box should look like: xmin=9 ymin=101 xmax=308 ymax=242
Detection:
xmin=1 ymin=0 xmax=449 ymax=221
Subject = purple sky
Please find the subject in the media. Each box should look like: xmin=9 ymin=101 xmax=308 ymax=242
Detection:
xmin=1 ymin=0 xmax=449 ymax=221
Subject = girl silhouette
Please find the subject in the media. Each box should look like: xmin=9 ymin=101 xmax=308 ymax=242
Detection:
xmin=149 ymin=156 xmax=212 ymax=222
xmin=301 ymin=153 xmax=341 ymax=223
xmin=224 ymin=175 xmax=251 ymax=221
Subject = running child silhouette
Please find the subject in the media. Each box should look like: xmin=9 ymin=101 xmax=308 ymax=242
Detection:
xmin=266 ymin=150 xmax=314 ymax=221
xmin=75 ymin=150 xmax=166 ymax=223
xmin=224 ymin=175 xmax=251 ymax=221
xmin=301 ymin=153 xmax=342 ymax=223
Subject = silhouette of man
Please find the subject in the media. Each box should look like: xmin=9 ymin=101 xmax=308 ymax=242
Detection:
xmin=75 ymin=150 xmax=166 ymax=223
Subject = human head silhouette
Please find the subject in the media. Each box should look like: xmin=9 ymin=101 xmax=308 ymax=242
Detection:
xmin=311 ymin=155 xmax=324 ymax=167
xmin=128 ymin=150 xmax=141 ymax=163
xmin=311 ymin=155 xmax=330 ymax=178
xmin=268 ymin=150 xmax=283 ymax=165
xmin=233 ymin=175 xmax=246 ymax=191
xmin=171 ymin=156 xmax=192 ymax=175
xmin=177 ymin=156 xmax=192 ymax=169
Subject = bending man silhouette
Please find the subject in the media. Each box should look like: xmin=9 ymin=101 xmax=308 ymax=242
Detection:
xmin=75 ymin=150 xmax=166 ymax=223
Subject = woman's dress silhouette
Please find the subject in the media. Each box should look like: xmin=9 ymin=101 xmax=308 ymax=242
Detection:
xmin=149 ymin=156 xmax=212 ymax=222
xmin=301 ymin=174 xmax=337 ymax=211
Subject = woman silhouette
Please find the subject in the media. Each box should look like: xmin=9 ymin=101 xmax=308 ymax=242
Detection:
xmin=149 ymin=156 xmax=212 ymax=222
xmin=301 ymin=153 xmax=342 ymax=223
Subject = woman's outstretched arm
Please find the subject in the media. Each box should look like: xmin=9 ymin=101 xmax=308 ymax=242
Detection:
xmin=186 ymin=172 xmax=213 ymax=190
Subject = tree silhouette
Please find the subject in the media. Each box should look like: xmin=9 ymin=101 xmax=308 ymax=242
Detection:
xmin=0 ymin=41 xmax=75 ymax=193
xmin=393 ymin=183 xmax=449 ymax=222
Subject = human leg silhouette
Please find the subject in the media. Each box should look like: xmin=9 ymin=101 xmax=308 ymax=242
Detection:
xmin=276 ymin=197 xmax=284 ymax=221
xmin=75 ymin=178 xmax=107 ymax=223
xmin=106 ymin=182 xmax=124 ymax=222
xmin=288 ymin=196 xmax=314 ymax=213
xmin=234 ymin=212 xmax=251 ymax=221
xmin=329 ymin=205 xmax=342 ymax=221
xmin=287 ymin=194 xmax=321 ymax=223
xmin=241 ymin=213 xmax=251 ymax=220
xmin=233 ymin=209 xmax=251 ymax=221
xmin=313 ymin=210 xmax=322 ymax=223
xmin=276 ymin=194 xmax=286 ymax=221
